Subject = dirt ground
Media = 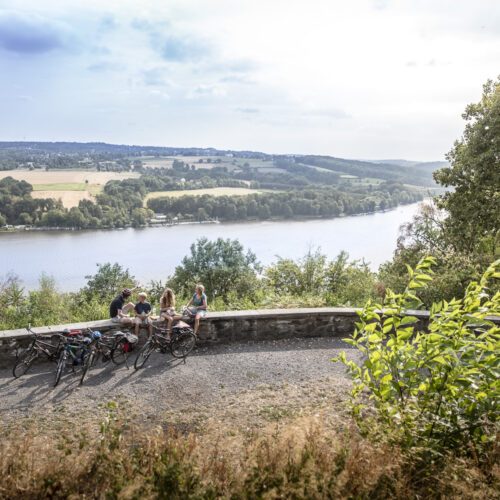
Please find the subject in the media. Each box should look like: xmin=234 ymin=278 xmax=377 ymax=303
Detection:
xmin=0 ymin=337 xmax=359 ymax=438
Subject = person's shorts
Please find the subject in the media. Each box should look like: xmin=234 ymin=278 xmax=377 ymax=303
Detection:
xmin=135 ymin=317 xmax=151 ymax=325
xmin=111 ymin=316 xmax=122 ymax=323
xmin=196 ymin=310 xmax=207 ymax=318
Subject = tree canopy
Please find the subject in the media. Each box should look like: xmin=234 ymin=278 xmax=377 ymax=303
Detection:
xmin=434 ymin=77 xmax=500 ymax=254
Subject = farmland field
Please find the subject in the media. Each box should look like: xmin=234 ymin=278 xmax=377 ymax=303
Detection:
xmin=145 ymin=186 xmax=266 ymax=203
xmin=0 ymin=170 xmax=140 ymax=185
xmin=0 ymin=170 xmax=140 ymax=208
xmin=138 ymin=156 xmax=273 ymax=171
xmin=31 ymin=190 xmax=94 ymax=208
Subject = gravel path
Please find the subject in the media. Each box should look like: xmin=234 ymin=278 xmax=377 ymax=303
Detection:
xmin=0 ymin=337 xmax=361 ymax=430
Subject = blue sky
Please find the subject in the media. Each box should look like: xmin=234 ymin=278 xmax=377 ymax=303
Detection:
xmin=0 ymin=0 xmax=498 ymax=160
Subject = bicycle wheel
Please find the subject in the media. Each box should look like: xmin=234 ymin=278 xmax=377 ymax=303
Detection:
xmin=170 ymin=331 xmax=196 ymax=359
xmin=134 ymin=341 xmax=154 ymax=370
xmin=13 ymin=348 xmax=39 ymax=378
xmin=80 ymin=350 xmax=95 ymax=385
xmin=54 ymin=350 xmax=67 ymax=387
xmin=111 ymin=338 xmax=131 ymax=365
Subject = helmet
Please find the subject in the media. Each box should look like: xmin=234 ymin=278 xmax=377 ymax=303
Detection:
xmin=92 ymin=331 xmax=102 ymax=340
xmin=122 ymin=288 xmax=132 ymax=297
xmin=83 ymin=337 xmax=92 ymax=345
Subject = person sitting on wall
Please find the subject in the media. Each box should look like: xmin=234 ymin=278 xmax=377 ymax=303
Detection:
xmin=185 ymin=283 xmax=207 ymax=336
xmin=159 ymin=287 xmax=177 ymax=341
xmin=134 ymin=292 xmax=153 ymax=337
xmin=110 ymin=288 xmax=135 ymax=325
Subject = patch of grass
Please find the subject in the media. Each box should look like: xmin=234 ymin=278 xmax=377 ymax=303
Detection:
xmin=32 ymin=183 xmax=102 ymax=192
xmin=258 ymin=405 xmax=295 ymax=421
xmin=145 ymin=186 xmax=265 ymax=201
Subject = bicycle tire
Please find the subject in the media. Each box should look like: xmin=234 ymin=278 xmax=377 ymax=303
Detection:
xmin=134 ymin=341 xmax=154 ymax=370
xmin=80 ymin=351 xmax=95 ymax=385
xmin=54 ymin=350 xmax=66 ymax=387
xmin=170 ymin=331 xmax=196 ymax=359
xmin=110 ymin=338 xmax=131 ymax=365
xmin=13 ymin=348 xmax=39 ymax=378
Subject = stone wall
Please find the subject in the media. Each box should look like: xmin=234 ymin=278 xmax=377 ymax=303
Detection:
xmin=1 ymin=307 xmax=498 ymax=368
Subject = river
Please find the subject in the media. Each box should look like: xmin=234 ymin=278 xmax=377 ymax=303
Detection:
xmin=0 ymin=201 xmax=424 ymax=291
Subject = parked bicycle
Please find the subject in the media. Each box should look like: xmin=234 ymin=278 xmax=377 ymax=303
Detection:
xmin=134 ymin=318 xmax=196 ymax=370
xmin=79 ymin=330 xmax=138 ymax=384
xmin=12 ymin=326 xmax=63 ymax=378
xmin=54 ymin=329 xmax=92 ymax=387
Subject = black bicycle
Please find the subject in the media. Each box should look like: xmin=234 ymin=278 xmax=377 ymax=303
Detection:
xmin=133 ymin=321 xmax=196 ymax=370
xmin=54 ymin=331 xmax=91 ymax=387
xmin=13 ymin=326 xmax=63 ymax=378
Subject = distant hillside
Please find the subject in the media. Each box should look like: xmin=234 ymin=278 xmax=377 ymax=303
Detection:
xmin=0 ymin=141 xmax=444 ymax=187
xmin=298 ymin=156 xmax=441 ymax=187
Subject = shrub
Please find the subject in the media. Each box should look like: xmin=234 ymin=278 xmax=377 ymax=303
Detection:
xmin=335 ymin=256 xmax=500 ymax=456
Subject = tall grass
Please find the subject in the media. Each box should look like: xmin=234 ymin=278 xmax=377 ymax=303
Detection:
xmin=0 ymin=404 xmax=497 ymax=499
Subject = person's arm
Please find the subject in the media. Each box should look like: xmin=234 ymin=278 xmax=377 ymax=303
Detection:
xmin=197 ymin=295 xmax=207 ymax=310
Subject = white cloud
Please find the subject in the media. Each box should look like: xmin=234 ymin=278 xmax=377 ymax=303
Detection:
xmin=0 ymin=0 xmax=498 ymax=160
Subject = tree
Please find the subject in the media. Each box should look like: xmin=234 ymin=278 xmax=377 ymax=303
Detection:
xmin=83 ymin=263 xmax=138 ymax=301
xmin=167 ymin=238 xmax=262 ymax=301
xmin=434 ymin=77 xmax=500 ymax=254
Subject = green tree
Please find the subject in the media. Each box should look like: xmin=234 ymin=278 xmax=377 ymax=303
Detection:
xmin=82 ymin=263 xmax=138 ymax=301
xmin=167 ymin=238 xmax=262 ymax=302
xmin=434 ymin=77 xmax=500 ymax=255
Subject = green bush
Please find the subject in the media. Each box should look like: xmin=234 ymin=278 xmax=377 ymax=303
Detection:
xmin=335 ymin=256 xmax=500 ymax=455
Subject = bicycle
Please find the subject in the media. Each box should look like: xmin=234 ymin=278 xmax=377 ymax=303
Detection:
xmin=13 ymin=326 xmax=63 ymax=378
xmin=133 ymin=320 xmax=196 ymax=370
xmin=80 ymin=329 xmax=140 ymax=384
xmin=54 ymin=331 xmax=91 ymax=387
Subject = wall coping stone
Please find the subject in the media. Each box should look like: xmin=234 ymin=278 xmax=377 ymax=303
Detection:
xmin=1 ymin=307 xmax=498 ymax=343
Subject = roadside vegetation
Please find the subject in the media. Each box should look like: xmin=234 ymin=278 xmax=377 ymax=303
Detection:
xmin=0 ymin=260 xmax=498 ymax=499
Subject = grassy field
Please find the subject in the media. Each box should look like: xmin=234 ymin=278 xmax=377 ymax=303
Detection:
xmin=1 ymin=170 xmax=139 ymax=208
xmin=0 ymin=169 xmax=139 ymax=185
xmin=138 ymin=155 xmax=273 ymax=172
xmin=145 ymin=186 xmax=265 ymax=203
xmin=30 ymin=191 xmax=94 ymax=208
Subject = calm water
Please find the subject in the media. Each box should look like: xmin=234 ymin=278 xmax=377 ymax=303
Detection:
xmin=0 ymin=202 xmax=423 ymax=291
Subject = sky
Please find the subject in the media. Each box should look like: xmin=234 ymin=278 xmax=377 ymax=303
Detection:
xmin=0 ymin=0 xmax=498 ymax=161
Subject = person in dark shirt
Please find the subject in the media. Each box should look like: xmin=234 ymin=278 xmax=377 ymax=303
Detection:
xmin=134 ymin=292 xmax=153 ymax=337
xmin=109 ymin=288 xmax=135 ymax=325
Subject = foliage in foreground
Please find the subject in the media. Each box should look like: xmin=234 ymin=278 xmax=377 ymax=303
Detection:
xmin=0 ymin=403 xmax=497 ymax=499
xmin=336 ymin=256 xmax=500 ymax=457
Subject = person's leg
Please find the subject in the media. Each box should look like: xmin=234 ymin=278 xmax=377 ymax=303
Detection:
xmin=122 ymin=303 xmax=135 ymax=314
xmin=165 ymin=315 xmax=173 ymax=340
xmin=194 ymin=313 xmax=201 ymax=335
xmin=148 ymin=318 xmax=153 ymax=337
xmin=134 ymin=317 xmax=140 ymax=336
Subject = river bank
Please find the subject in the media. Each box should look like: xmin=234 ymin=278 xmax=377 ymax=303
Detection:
xmin=0 ymin=201 xmax=425 ymax=291
xmin=0 ymin=198 xmax=423 ymax=234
